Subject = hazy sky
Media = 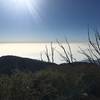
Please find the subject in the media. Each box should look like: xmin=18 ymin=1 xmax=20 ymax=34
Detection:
xmin=0 ymin=0 xmax=100 ymax=42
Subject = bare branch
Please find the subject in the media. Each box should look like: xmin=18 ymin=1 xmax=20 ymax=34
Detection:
xmin=65 ymin=38 xmax=73 ymax=63
xmin=40 ymin=52 xmax=43 ymax=61
xmin=45 ymin=45 xmax=51 ymax=62
xmin=80 ymin=26 xmax=100 ymax=65
xmin=51 ymin=42 xmax=54 ymax=63
xmin=56 ymin=40 xmax=71 ymax=63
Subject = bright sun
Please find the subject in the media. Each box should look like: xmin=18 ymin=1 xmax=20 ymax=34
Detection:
xmin=9 ymin=0 xmax=41 ymax=15
xmin=14 ymin=0 xmax=28 ymax=5
xmin=1 ymin=0 xmax=43 ymax=22
xmin=13 ymin=0 xmax=34 ymax=11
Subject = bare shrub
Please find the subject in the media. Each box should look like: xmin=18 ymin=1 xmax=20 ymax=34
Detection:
xmin=40 ymin=39 xmax=76 ymax=64
xmin=42 ymin=42 xmax=55 ymax=63
xmin=56 ymin=39 xmax=76 ymax=64
xmin=80 ymin=27 xmax=100 ymax=65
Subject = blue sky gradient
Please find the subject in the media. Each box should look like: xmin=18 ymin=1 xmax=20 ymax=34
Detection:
xmin=0 ymin=0 xmax=100 ymax=42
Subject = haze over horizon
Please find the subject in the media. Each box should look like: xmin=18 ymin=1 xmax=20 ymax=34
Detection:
xmin=0 ymin=0 xmax=100 ymax=42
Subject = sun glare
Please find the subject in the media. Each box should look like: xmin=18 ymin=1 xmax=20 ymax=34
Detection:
xmin=8 ymin=0 xmax=42 ymax=22
xmin=1 ymin=0 xmax=44 ymax=22
xmin=13 ymin=0 xmax=31 ymax=10
xmin=8 ymin=0 xmax=40 ymax=17
xmin=13 ymin=0 xmax=34 ymax=11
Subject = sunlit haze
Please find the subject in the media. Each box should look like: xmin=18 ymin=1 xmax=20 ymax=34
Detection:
xmin=0 ymin=43 xmax=88 ymax=63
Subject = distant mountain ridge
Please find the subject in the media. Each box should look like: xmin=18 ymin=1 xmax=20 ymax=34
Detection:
xmin=0 ymin=55 xmax=57 ymax=74
xmin=0 ymin=55 xmax=99 ymax=75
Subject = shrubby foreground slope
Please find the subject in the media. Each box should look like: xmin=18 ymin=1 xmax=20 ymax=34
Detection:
xmin=0 ymin=56 xmax=99 ymax=100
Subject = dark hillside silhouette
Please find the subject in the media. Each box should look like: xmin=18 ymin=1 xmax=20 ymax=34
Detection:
xmin=0 ymin=55 xmax=99 ymax=75
xmin=0 ymin=55 xmax=57 ymax=74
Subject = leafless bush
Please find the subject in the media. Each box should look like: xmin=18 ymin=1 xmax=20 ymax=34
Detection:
xmin=41 ymin=42 xmax=55 ymax=63
xmin=56 ymin=39 xmax=76 ymax=64
xmin=80 ymin=27 xmax=100 ymax=65
xmin=40 ymin=39 xmax=76 ymax=64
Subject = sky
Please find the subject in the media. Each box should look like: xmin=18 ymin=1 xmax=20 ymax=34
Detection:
xmin=0 ymin=0 xmax=100 ymax=43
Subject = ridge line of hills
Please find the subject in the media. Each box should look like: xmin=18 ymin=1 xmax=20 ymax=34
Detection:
xmin=0 ymin=55 xmax=98 ymax=74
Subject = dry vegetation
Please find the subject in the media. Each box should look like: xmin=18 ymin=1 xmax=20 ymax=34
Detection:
xmin=0 ymin=28 xmax=100 ymax=100
xmin=80 ymin=27 xmax=100 ymax=65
